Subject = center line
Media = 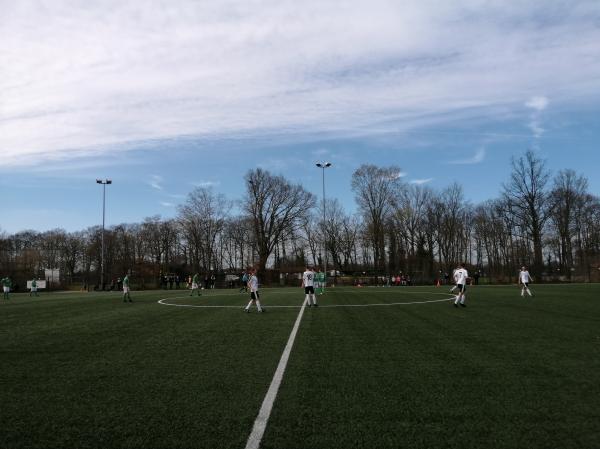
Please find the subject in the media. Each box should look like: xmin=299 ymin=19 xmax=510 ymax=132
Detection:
xmin=244 ymin=300 xmax=307 ymax=449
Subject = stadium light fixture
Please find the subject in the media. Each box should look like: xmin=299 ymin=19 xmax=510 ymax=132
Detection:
xmin=96 ymin=179 xmax=112 ymax=290
xmin=316 ymin=162 xmax=332 ymax=289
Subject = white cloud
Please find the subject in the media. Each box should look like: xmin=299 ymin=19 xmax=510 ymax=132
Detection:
xmin=410 ymin=178 xmax=433 ymax=185
xmin=160 ymin=201 xmax=175 ymax=207
xmin=526 ymin=96 xmax=549 ymax=111
xmin=191 ymin=180 xmax=220 ymax=188
xmin=448 ymin=147 xmax=486 ymax=165
xmin=148 ymin=175 xmax=163 ymax=190
xmin=526 ymin=96 xmax=549 ymax=140
xmin=1 ymin=1 xmax=599 ymax=167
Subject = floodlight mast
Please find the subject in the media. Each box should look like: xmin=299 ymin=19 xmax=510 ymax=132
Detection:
xmin=315 ymin=162 xmax=332 ymax=290
xmin=96 ymin=179 xmax=112 ymax=290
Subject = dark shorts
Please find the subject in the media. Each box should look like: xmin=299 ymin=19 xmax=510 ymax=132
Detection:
xmin=251 ymin=291 xmax=260 ymax=300
xmin=457 ymin=284 xmax=466 ymax=293
xmin=304 ymin=286 xmax=315 ymax=294
xmin=523 ymin=282 xmax=529 ymax=287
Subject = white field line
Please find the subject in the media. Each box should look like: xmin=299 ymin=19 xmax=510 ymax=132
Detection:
xmin=244 ymin=299 xmax=307 ymax=449
xmin=157 ymin=296 xmax=454 ymax=309
xmin=157 ymin=290 xmax=455 ymax=309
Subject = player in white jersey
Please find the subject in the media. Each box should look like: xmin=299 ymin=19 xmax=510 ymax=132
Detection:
xmin=244 ymin=269 xmax=264 ymax=312
xmin=449 ymin=266 xmax=460 ymax=293
xmin=519 ymin=266 xmax=533 ymax=297
xmin=302 ymin=266 xmax=318 ymax=307
xmin=453 ymin=264 xmax=469 ymax=307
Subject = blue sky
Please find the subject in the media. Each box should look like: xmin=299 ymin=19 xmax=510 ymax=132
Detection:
xmin=1 ymin=0 xmax=600 ymax=233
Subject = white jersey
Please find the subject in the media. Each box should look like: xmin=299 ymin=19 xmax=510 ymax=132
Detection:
xmin=302 ymin=270 xmax=315 ymax=287
xmin=455 ymin=268 xmax=469 ymax=285
xmin=249 ymin=275 xmax=259 ymax=292
xmin=519 ymin=270 xmax=531 ymax=283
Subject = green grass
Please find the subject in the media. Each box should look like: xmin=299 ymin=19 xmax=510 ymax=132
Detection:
xmin=1 ymin=285 xmax=599 ymax=448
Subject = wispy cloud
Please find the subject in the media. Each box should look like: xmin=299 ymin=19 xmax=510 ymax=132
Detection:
xmin=148 ymin=175 xmax=164 ymax=190
xmin=160 ymin=201 xmax=175 ymax=207
xmin=1 ymin=1 xmax=599 ymax=167
xmin=191 ymin=180 xmax=220 ymax=188
xmin=410 ymin=178 xmax=433 ymax=185
xmin=525 ymin=95 xmax=549 ymax=140
xmin=526 ymin=96 xmax=549 ymax=112
xmin=448 ymin=148 xmax=486 ymax=165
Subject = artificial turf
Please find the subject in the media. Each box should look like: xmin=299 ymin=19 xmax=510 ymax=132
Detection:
xmin=1 ymin=284 xmax=599 ymax=448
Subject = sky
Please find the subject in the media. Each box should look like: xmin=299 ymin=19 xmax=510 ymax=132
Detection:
xmin=1 ymin=0 xmax=600 ymax=233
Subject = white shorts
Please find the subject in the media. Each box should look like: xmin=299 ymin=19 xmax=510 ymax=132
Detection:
xmin=192 ymin=283 xmax=199 ymax=289
xmin=31 ymin=287 xmax=37 ymax=292
xmin=3 ymin=286 xmax=9 ymax=293
xmin=123 ymin=286 xmax=130 ymax=293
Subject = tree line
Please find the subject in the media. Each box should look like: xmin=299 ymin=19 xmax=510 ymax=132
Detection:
xmin=1 ymin=150 xmax=599 ymax=289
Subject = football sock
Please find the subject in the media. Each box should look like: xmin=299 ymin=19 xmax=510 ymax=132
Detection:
xmin=311 ymin=294 xmax=317 ymax=305
xmin=256 ymin=300 xmax=262 ymax=312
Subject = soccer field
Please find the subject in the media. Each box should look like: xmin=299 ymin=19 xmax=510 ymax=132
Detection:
xmin=1 ymin=284 xmax=599 ymax=449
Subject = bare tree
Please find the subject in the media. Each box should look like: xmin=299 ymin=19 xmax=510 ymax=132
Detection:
xmin=351 ymin=164 xmax=404 ymax=271
xmin=243 ymin=168 xmax=315 ymax=275
xmin=502 ymin=150 xmax=550 ymax=273
xmin=178 ymin=187 xmax=231 ymax=272
xmin=547 ymin=169 xmax=589 ymax=277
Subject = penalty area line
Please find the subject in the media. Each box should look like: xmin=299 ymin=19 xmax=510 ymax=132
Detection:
xmin=244 ymin=300 xmax=307 ymax=449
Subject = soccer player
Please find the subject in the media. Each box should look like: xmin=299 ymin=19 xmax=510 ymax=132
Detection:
xmin=519 ymin=266 xmax=534 ymax=297
xmin=2 ymin=276 xmax=12 ymax=300
xmin=122 ymin=274 xmax=132 ymax=302
xmin=239 ymin=271 xmax=248 ymax=293
xmin=302 ymin=266 xmax=318 ymax=307
xmin=244 ymin=269 xmax=263 ymax=313
xmin=190 ymin=273 xmax=201 ymax=296
xmin=30 ymin=278 xmax=39 ymax=297
xmin=315 ymin=267 xmax=326 ymax=295
xmin=453 ymin=264 xmax=469 ymax=308
xmin=449 ymin=266 xmax=460 ymax=293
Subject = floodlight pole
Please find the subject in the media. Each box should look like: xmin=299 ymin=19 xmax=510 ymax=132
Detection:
xmin=96 ymin=179 xmax=112 ymax=290
xmin=316 ymin=162 xmax=332 ymax=290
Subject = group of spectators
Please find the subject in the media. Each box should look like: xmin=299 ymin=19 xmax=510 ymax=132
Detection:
xmin=159 ymin=274 xmax=183 ymax=289
xmin=390 ymin=274 xmax=412 ymax=286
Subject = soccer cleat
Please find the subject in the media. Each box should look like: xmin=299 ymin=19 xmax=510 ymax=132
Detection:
xmin=244 ymin=308 xmax=250 ymax=313
xmin=460 ymin=303 xmax=466 ymax=308
xmin=454 ymin=303 xmax=458 ymax=308
xmin=313 ymin=304 xmax=319 ymax=307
